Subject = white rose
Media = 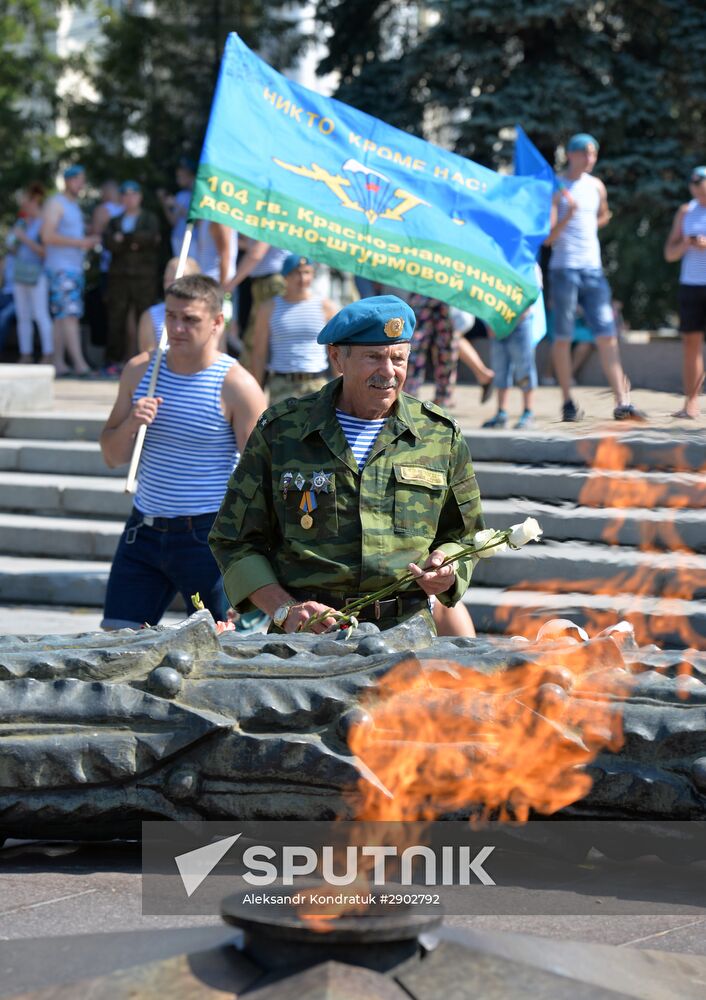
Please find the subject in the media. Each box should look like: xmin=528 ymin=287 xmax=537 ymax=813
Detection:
xmin=508 ymin=517 xmax=543 ymax=548
xmin=472 ymin=528 xmax=508 ymax=558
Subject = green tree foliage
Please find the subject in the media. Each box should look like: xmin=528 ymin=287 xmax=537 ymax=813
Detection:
xmin=316 ymin=0 xmax=706 ymax=327
xmin=0 ymin=1 xmax=63 ymax=218
xmin=66 ymin=1 xmax=305 ymax=196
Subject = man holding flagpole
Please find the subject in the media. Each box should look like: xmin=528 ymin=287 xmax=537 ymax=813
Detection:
xmin=100 ymin=274 xmax=266 ymax=629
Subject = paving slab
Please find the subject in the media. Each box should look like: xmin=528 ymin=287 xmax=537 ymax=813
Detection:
xmin=0 ymin=841 xmax=705 ymax=997
xmin=0 ymin=606 xmax=183 ymax=636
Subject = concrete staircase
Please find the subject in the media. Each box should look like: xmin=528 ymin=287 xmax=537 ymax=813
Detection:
xmin=465 ymin=429 xmax=706 ymax=648
xmin=0 ymin=409 xmax=704 ymax=648
xmin=0 ymin=413 xmax=129 ymax=608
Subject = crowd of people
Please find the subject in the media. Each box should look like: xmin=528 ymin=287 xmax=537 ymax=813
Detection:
xmin=1 ymin=134 xmax=704 ymax=637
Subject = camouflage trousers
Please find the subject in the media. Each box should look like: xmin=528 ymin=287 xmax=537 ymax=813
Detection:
xmin=267 ymin=371 xmax=330 ymax=406
xmin=240 ymin=272 xmax=286 ymax=372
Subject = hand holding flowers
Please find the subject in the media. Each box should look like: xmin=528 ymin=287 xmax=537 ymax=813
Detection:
xmin=300 ymin=517 xmax=543 ymax=633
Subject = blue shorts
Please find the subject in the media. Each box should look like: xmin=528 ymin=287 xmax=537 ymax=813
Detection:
xmin=102 ymin=508 xmax=229 ymax=629
xmin=550 ymin=268 xmax=615 ymax=341
xmin=490 ymin=313 xmax=538 ymax=390
xmin=48 ymin=269 xmax=85 ymax=320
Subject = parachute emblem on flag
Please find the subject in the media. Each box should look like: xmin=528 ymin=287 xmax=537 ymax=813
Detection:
xmin=273 ymin=156 xmax=430 ymax=224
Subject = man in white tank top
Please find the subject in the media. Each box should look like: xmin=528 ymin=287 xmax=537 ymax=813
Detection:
xmin=99 ymin=275 xmax=266 ymax=629
xmin=546 ymin=133 xmax=646 ymax=422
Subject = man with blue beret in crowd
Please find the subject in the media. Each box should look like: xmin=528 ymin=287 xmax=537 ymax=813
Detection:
xmin=209 ymin=294 xmax=485 ymax=633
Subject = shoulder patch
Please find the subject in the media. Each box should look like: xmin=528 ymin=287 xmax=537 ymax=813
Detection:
xmin=421 ymin=398 xmax=460 ymax=431
xmin=257 ymin=396 xmax=299 ymax=429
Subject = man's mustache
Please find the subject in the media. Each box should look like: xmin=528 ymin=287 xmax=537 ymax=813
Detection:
xmin=367 ymin=374 xmax=401 ymax=389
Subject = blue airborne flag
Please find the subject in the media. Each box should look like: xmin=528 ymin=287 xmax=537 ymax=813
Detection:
xmin=190 ymin=34 xmax=553 ymax=336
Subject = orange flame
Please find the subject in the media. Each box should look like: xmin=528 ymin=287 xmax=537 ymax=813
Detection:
xmin=347 ymin=639 xmax=630 ymax=824
xmin=296 ymin=633 xmax=633 ymax=931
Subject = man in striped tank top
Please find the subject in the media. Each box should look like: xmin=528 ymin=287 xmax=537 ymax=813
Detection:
xmin=99 ymin=275 xmax=266 ymax=629
xmin=250 ymin=254 xmax=337 ymax=405
xmin=210 ymin=295 xmax=484 ymax=635
xmin=547 ymin=133 xmax=646 ymax=422
xmin=664 ymin=165 xmax=706 ymax=419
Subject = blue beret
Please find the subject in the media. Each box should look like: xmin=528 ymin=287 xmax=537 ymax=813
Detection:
xmin=317 ymin=295 xmax=415 ymax=346
xmin=63 ymin=164 xmax=85 ymax=180
xmin=120 ymin=180 xmax=141 ymax=193
xmin=567 ymin=133 xmax=599 ymax=153
xmin=690 ymin=166 xmax=706 ymax=182
xmin=282 ymin=254 xmax=313 ymax=276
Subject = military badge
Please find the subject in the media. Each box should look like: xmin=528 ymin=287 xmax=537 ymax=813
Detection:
xmin=299 ymin=489 xmax=317 ymax=528
xmin=384 ymin=317 xmax=404 ymax=338
xmin=294 ymin=472 xmax=305 ymax=491
xmin=310 ymin=470 xmax=333 ymax=494
xmin=279 ymin=471 xmax=294 ymax=500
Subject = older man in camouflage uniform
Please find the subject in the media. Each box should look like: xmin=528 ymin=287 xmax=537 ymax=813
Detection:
xmin=209 ymin=295 xmax=484 ymax=634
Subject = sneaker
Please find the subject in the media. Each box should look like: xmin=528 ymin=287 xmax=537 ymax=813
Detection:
xmin=480 ymin=380 xmax=494 ymax=404
xmin=613 ymin=403 xmax=647 ymax=422
xmin=482 ymin=410 xmax=508 ymax=429
xmin=561 ymin=399 xmax=583 ymax=422
xmin=514 ymin=410 xmax=534 ymax=429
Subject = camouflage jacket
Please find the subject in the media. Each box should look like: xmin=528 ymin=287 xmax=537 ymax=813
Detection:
xmin=209 ymin=377 xmax=484 ymax=610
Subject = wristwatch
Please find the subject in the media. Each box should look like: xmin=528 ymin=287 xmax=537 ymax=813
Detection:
xmin=272 ymin=600 xmax=297 ymax=628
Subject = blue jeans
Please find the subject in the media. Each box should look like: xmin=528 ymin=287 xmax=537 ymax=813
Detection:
xmin=102 ymin=508 xmax=229 ymax=629
xmin=490 ymin=313 xmax=538 ymax=390
xmin=550 ymin=268 xmax=615 ymax=341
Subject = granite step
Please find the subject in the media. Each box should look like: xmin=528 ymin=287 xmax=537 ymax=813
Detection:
xmin=0 ymin=513 xmax=123 ymax=560
xmin=0 ymin=439 xmax=124 ymax=478
xmin=474 ymin=461 xmax=706 ymax=509
xmin=0 ymin=554 xmax=111 ymax=606
xmin=0 ymin=412 xmax=105 ymax=442
xmin=464 ymin=586 xmax=706 ymax=649
xmin=0 ymin=555 xmax=187 ymax=612
xmin=464 ymin=429 xmax=706 ymax=473
xmin=470 ymin=539 xmax=706 ymax=601
xmin=0 ymin=471 xmax=133 ymax=519
xmin=3 ymin=411 xmax=706 ymax=475
xmin=481 ymin=499 xmax=706 ymax=553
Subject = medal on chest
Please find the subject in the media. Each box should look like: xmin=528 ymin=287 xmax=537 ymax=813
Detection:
xmin=299 ymin=490 xmax=317 ymax=529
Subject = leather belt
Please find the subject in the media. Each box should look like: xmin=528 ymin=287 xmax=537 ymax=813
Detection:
xmin=289 ymin=589 xmax=428 ymax=622
xmin=131 ymin=508 xmax=215 ymax=533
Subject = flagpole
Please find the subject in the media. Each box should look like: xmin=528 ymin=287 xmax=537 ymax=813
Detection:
xmin=124 ymin=222 xmax=194 ymax=494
